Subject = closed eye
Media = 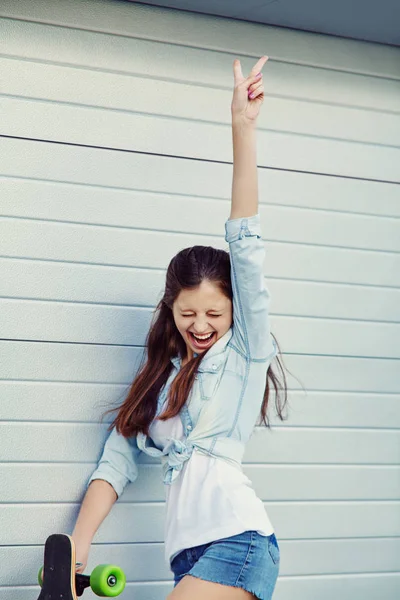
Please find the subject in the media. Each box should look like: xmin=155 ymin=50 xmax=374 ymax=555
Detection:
xmin=182 ymin=314 xmax=221 ymax=317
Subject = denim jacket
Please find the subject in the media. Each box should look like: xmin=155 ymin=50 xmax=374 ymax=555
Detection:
xmin=88 ymin=213 xmax=277 ymax=497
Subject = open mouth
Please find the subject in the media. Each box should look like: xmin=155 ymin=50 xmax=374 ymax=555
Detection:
xmin=188 ymin=331 xmax=216 ymax=349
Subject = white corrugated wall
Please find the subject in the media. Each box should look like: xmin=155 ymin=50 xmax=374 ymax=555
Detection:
xmin=1 ymin=0 xmax=400 ymax=598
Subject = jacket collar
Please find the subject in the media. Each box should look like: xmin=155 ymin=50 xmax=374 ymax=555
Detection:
xmin=171 ymin=328 xmax=232 ymax=372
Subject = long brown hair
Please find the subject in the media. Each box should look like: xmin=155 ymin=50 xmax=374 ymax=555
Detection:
xmin=108 ymin=245 xmax=289 ymax=436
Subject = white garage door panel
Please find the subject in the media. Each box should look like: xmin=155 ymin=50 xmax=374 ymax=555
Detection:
xmin=1 ymin=504 xmax=166 ymax=545
xmin=0 ymin=464 xmax=163 ymax=503
xmin=0 ymin=340 xmax=142 ymax=383
xmin=0 ymin=299 xmax=153 ymax=346
xmin=2 ymin=464 xmax=399 ymax=503
xmin=2 ymin=257 xmax=400 ymax=323
xmin=2 ymin=502 xmax=399 ymax=546
xmin=2 ymin=219 xmax=399 ymax=287
xmin=1 ymin=299 xmax=399 ymax=359
xmin=285 ymin=353 xmax=399 ymax=393
xmin=1 ymin=423 xmax=398 ymax=464
xmin=0 ymin=258 xmax=167 ymax=307
xmin=270 ymin=278 xmax=400 ymax=322
xmin=2 ymin=139 xmax=399 ymax=218
xmin=4 ymin=97 xmax=399 ymax=181
xmin=1 ymin=0 xmax=399 ymax=79
xmin=2 ymin=382 xmax=399 ymax=428
xmin=3 ymin=57 xmax=399 ymax=147
xmin=0 ymin=381 xmax=126 ymax=422
xmin=1 ymin=341 xmax=398 ymax=392
xmin=2 ymin=178 xmax=400 ymax=253
xmin=272 ymin=316 xmax=400 ymax=359
xmin=245 ymin=428 xmax=400 ymax=464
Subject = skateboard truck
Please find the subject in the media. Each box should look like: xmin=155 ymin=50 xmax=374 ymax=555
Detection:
xmin=75 ymin=568 xmax=119 ymax=597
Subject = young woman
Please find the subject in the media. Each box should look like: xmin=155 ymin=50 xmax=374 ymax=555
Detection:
xmin=71 ymin=55 xmax=287 ymax=600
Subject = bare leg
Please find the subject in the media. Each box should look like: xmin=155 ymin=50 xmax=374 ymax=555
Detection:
xmin=167 ymin=574 xmax=257 ymax=599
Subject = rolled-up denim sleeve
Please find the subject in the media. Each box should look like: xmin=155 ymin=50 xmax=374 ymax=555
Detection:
xmin=225 ymin=213 xmax=277 ymax=361
xmin=87 ymin=427 xmax=141 ymax=499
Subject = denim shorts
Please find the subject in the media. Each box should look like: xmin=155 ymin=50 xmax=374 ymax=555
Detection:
xmin=170 ymin=530 xmax=280 ymax=599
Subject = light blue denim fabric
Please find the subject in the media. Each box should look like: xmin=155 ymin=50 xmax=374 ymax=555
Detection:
xmin=88 ymin=214 xmax=277 ymax=497
xmin=171 ymin=530 xmax=280 ymax=599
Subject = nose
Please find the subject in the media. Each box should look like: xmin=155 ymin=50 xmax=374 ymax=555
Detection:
xmin=192 ymin=319 xmax=213 ymax=334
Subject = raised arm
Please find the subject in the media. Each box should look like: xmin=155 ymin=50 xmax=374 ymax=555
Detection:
xmin=230 ymin=55 xmax=268 ymax=219
xmin=226 ymin=56 xmax=276 ymax=362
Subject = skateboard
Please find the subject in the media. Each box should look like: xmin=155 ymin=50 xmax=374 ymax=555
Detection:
xmin=37 ymin=533 xmax=126 ymax=598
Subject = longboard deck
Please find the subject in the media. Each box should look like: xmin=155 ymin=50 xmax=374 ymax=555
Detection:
xmin=37 ymin=534 xmax=77 ymax=600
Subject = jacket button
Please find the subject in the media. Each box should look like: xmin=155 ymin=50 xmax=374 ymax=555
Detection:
xmin=187 ymin=425 xmax=192 ymax=431
xmin=212 ymin=364 xmax=217 ymax=370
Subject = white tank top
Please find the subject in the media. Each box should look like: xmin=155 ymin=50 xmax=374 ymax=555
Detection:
xmin=149 ymin=399 xmax=274 ymax=566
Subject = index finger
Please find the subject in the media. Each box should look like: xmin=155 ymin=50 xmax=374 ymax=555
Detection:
xmin=250 ymin=55 xmax=268 ymax=75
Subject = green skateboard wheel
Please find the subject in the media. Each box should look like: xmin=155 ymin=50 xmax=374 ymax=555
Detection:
xmin=90 ymin=564 xmax=126 ymax=597
xmin=38 ymin=566 xmax=44 ymax=587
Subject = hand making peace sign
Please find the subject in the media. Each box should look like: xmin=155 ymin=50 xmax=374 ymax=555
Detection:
xmin=231 ymin=55 xmax=268 ymax=123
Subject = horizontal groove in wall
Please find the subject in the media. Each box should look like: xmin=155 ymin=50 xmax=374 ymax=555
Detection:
xmin=2 ymin=461 xmax=400 ymax=466
xmin=2 ymin=135 xmax=399 ymax=185
xmin=1 ymin=422 xmax=400 ymax=433
xmin=3 ymin=500 xmax=400 ymax=506
xmin=2 ymin=535 xmax=400 ymax=549
xmin=1 ymin=571 xmax=398 ymax=585
xmin=276 ymin=570 xmax=400 ymax=579
xmin=1 ymin=339 xmax=400 ymax=362
xmin=3 ymin=92 xmax=399 ymax=150
xmin=1 ymin=572 xmax=400 ymax=592
xmin=1 ymin=380 xmax=397 ymax=394
xmin=1 ymin=382 xmax=398 ymax=396
xmin=2 ymin=500 xmax=400 ymax=507
xmin=1 ymin=462 xmax=399 ymax=468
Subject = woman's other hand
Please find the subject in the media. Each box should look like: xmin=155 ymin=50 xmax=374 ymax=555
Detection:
xmin=231 ymin=55 xmax=268 ymax=124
